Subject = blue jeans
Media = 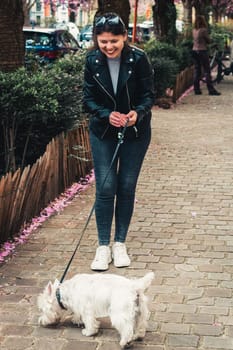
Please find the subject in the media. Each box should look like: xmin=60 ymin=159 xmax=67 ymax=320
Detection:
xmin=90 ymin=129 xmax=151 ymax=245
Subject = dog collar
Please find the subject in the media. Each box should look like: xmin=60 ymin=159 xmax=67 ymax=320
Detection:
xmin=55 ymin=288 xmax=67 ymax=310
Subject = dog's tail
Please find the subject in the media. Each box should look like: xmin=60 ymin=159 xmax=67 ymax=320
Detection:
xmin=132 ymin=272 xmax=154 ymax=292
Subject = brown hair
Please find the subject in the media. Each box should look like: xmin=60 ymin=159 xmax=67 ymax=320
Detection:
xmin=92 ymin=12 xmax=128 ymax=49
xmin=194 ymin=15 xmax=208 ymax=30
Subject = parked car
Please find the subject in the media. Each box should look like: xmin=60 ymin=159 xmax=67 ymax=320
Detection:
xmin=53 ymin=22 xmax=81 ymax=44
xmin=128 ymin=22 xmax=153 ymax=44
xmin=128 ymin=24 xmax=143 ymax=44
xmin=139 ymin=23 xmax=154 ymax=42
xmin=23 ymin=27 xmax=80 ymax=62
xmin=79 ymin=25 xmax=93 ymax=48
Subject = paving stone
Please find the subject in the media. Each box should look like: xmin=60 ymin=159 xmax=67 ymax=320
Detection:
xmin=98 ymin=342 xmax=122 ymax=350
xmin=205 ymin=288 xmax=232 ymax=298
xmin=203 ymin=336 xmax=233 ymax=349
xmin=167 ymin=334 xmax=199 ymax=347
xmin=193 ymin=324 xmax=223 ymax=336
xmin=184 ymin=314 xmax=214 ymax=324
xmin=62 ymin=341 xmax=98 ymax=350
xmin=32 ymin=338 xmax=68 ymax=350
xmin=226 ymin=326 xmax=233 ymax=337
xmin=1 ymin=336 xmax=34 ymax=350
xmin=168 ymin=304 xmax=197 ymax=313
xmin=0 ymin=325 xmax=34 ymax=337
xmin=161 ymin=322 xmax=190 ymax=334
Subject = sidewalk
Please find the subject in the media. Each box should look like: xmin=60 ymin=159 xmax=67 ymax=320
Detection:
xmin=1 ymin=76 xmax=233 ymax=350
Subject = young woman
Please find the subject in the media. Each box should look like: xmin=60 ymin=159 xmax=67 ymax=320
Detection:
xmin=192 ymin=15 xmax=221 ymax=96
xmin=83 ymin=13 xmax=155 ymax=271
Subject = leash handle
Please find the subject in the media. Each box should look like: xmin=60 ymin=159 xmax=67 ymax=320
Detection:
xmin=118 ymin=118 xmax=129 ymax=143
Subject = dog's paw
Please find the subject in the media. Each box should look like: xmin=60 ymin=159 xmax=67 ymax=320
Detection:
xmin=71 ymin=315 xmax=83 ymax=327
xmin=81 ymin=329 xmax=88 ymax=336
xmin=82 ymin=328 xmax=98 ymax=337
xmin=75 ymin=322 xmax=85 ymax=328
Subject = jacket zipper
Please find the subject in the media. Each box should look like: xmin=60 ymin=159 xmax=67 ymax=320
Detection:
xmin=126 ymin=82 xmax=138 ymax=138
xmin=126 ymin=82 xmax=131 ymax=111
xmin=93 ymin=75 xmax=116 ymax=109
xmin=93 ymin=75 xmax=117 ymax=139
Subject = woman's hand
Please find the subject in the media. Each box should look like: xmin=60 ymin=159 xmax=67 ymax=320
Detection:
xmin=109 ymin=110 xmax=137 ymax=127
xmin=109 ymin=111 xmax=123 ymax=127
xmin=126 ymin=110 xmax=137 ymax=126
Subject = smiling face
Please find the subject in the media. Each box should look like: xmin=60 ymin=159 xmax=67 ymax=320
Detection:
xmin=97 ymin=32 xmax=127 ymax=58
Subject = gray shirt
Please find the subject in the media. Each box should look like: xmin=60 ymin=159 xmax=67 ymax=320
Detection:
xmin=107 ymin=56 xmax=121 ymax=94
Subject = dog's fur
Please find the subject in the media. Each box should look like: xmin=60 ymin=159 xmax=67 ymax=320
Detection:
xmin=37 ymin=272 xmax=154 ymax=348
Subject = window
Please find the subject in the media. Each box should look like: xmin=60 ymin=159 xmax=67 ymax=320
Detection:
xmin=36 ymin=0 xmax=41 ymax=11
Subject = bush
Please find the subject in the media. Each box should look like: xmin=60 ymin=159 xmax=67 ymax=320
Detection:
xmin=151 ymin=57 xmax=179 ymax=99
xmin=0 ymin=52 xmax=86 ymax=175
xmin=0 ymin=68 xmax=59 ymax=174
xmin=145 ymin=40 xmax=181 ymax=65
xmin=177 ymin=38 xmax=194 ymax=70
xmin=145 ymin=40 xmax=181 ymax=98
xmin=144 ymin=38 xmax=195 ymax=98
xmin=48 ymin=50 xmax=87 ymax=130
xmin=209 ymin=24 xmax=233 ymax=54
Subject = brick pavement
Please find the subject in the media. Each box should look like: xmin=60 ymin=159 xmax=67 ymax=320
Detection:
xmin=1 ymin=76 xmax=233 ymax=349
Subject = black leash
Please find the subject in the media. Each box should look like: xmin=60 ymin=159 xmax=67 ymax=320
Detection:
xmin=59 ymin=120 xmax=129 ymax=283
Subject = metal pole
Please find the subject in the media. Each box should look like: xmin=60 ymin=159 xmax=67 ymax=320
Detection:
xmin=132 ymin=0 xmax=138 ymax=44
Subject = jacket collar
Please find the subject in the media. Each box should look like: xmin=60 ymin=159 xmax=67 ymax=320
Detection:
xmin=94 ymin=45 xmax=133 ymax=65
xmin=93 ymin=45 xmax=135 ymax=97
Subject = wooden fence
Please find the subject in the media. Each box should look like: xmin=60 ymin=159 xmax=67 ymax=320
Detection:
xmin=0 ymin=121 xmax=93 ymax=245
xmin=173 ymin=65 xmax=194 ymax=102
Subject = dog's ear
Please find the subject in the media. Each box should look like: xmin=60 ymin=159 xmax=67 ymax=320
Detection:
xmin=45 ymin=281 xmax=53 ymax=296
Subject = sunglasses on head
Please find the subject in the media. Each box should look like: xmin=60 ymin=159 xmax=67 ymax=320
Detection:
xmin=95 ymin=15 xmax=125 ymax=29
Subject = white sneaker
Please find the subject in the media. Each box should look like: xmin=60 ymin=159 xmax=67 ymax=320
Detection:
xmin=112 ymin=242 xmax=131 ymax=268
xmin=91 ymin=246 xmax=112 ymax=271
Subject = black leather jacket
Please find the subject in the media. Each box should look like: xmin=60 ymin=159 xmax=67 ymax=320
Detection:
xmin=83 ymin=45 xmax=155 ymax=140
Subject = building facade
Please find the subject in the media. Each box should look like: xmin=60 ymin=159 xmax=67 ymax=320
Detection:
xmin=29 ymin=0 xmax=97 ymax=27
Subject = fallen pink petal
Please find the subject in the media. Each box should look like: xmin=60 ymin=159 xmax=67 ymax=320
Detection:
xmin=0 ymin=171 xmax=94 ymax=264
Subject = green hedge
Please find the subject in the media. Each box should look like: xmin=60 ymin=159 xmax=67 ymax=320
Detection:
xmin=144 ymin=39 xmax=193 ymax=99
xmin=0 ymin=51 xmax=86 ymax=175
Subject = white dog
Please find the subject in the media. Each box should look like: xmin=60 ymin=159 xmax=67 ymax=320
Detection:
xmin=37 ymin=272 xmax=154 ymax=348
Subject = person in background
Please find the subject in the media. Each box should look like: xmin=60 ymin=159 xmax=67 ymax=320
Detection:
xmin=192 ymin=15 xmax=221 ymax=96
xmin=83 ymin=12 xmax=155 ymax=271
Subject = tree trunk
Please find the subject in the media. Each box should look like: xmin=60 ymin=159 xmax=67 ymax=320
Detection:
xmin=182 ymin=0 xmax=193 ymax=38
xmin=96 ymin=0 xmax=131 ymax=28
xmin=152 ymin=0 xmax=177 ymax=44
xmin=212 ymin=8 xmax=219 ymax=23
xmin=192 ymin=0 xmax=210 ymax=18
xmin=23 ymin=0 xmax=36 ymax=26
xmin=0 ymin=0 xmax=24 ymax=72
